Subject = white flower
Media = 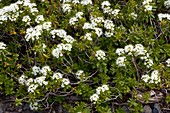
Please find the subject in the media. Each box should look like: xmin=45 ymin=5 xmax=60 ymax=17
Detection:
xmin=124 ymin=44 xmax=134 ymax=54
xmin=90 ymin=16 xmax=104 ymax=26
xmin=143 ymin=0 xmax=152 ymax=5
xmin=150 ymin=70 xmax=160 ymax=84
xmin=52 ymin=48 xmax=63 ymax=58
xmin=0 ymin=42 xmax=6 ymax=50
xmin=32 ymin=66 xmax=41 ymax=76
xmin=18 ymin=74 xmax=27 ymax=85
xmin=25 ymin=78 xmax=34 ymax=86
xmin=157 ymin=13 xmax=170 ymax=21
xmin=158 ymin=14 xmax=163 ymax=21
xmin=62 ymin=43 xmax=72 ymax=51
xmin=81 ymin=0 xmax=92 ymax=5
xmin=64 ymin=35 xmax=75 ymax=43
xmin=144 ymin=58 xmax=153 ymax=68
xmin=62 ymin=4 xmax=72 ymax=13
xmin=42 ymin=22 xmax=51 ymax=31
xmin=116 ymin=48 xmax=125 ymax=56
xmin=34 ymin=76 xmax=48 ymax=86
xmin=164 ymin=0 xmax=170 ymax=8
xmin=35 ymin=15 xmax=44 ymax=23
xmin=25 ymin=25 xmax=43 ymax=41
xmin=142 ymin=70 xmax=160 ymax=84
xmin=95 ymin=50 xmax=106 ymax=60
xmin=84 ymin=33 xmax=92 ymax=41
xmin=62 ymin=0 xmax=72 ymax=3
xmin=96 ymin=84 xmax=109 ymax=94
xmin=75 ymin=70 xmax=84 ymax=76
xmin=144 ymin=4 xmax=152 ymax=11
xmin=75 ymin=70 xmax=84 ymax=79
xmin=116 ymin=56 xmax=126 ymax=67
xmin=72 ymin=0 xmax=79 ymax=4
xmin=94 ymin=27 xmax=103 ymax=37
xmin=141 ymin=74 xmax=150 ymax=83
xmin=133 ymin=44 xmax=146 ymax=56
xmin=103 ymin=7 xmax=112 ymax=14
xmin=90 ymin=93 xmax=99 ymax=102
xmin=166 ymin=58 xmax=170 ymax=67
xmin=104 ymin=20 xmax=114 ymax=30
xmin=30 ymin=102 xmax=38 ymax=110
xmin=69 ymin=17 xmax=78 ymax=25
xmin=28 ymin=84 xmax=38 ymax=93
xmin=50 ymin=29 xmax=67 ymax=38
xmin=112 ymin=9 xmax=120 ymax=16
xmin=101 ymin=1 xmax=111 ymax=9
xmin=40 ymin=66 xmax=51 ymax=76
xmin=96 ymin=87 xmax=103 ymax=95
xmin=61 ymin=78 xmax=70 ymax=87
xmin=30 ymin=7 xmax=39 ymax=14
xmin=101 ymin=84 xmax=109 ymax=92
xmin=22 ymin=15 xmax=31 ymax=25
xmin=52 ymin=72 xmax=63 ymax=80
xmin=105 ymin=31 xmax=114 ymax=37
xmin=76 ymin=12 xmax=83 ymax=19
xmin=83 ymin=23 xmax=94 ymax=29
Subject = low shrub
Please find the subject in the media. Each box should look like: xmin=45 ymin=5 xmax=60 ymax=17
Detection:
xmin=0 ymin=0 xmax=170 ymax=112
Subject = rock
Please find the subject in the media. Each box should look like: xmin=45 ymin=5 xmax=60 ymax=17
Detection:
xmin=58 ymin=105 xmax=62 ymax=113
xmin=0 ymin=107 xmax=3 ymax=113
xmin=143 ymin=105 xmax=152 ymax=113
xmin=122 ymin=106 xmax=130 ymax=113
xmin=153 ymin=103 xmax=162 ymax=113
xmin=0 ymin=103 xmax=3 ymax=113
xmin=23 ymin=104 xmax=30 ymax=110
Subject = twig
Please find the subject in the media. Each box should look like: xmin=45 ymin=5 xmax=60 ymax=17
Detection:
xmin=132 ymin=57 xmax=140 ymax=81
xmin=70 ymin=70 xmax=98 ymax=85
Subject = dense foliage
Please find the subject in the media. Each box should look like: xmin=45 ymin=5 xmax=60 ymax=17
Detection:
xmin=0 ymin=0 xmax=170 ymax=112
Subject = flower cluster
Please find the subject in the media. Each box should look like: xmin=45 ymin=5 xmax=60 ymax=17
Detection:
xmin=0 ymin=42 xmax=6 ymax=50
xmin=25 ymin=22 xmax=52 ymax=41
xmin=95 ymin=50 xmax=106 ymax=60
xmin=90 ymin=84 xmax=109 ymax=103
xmin=83 ymin=18 xmax=103 ymax=37
xmin=50 ymin=29 xmax=75 ymax=43
xmin=18 ymin=65 xmax=51 ymax=93
xmin=0 ymin=0 xmax=39 ymax=24
xmin=52 ymin=72 xmax=70 ymax=88
xmin=30 ymin=101 xmax=39 ymax=110
xmin=32 ymin=65 xmax=51 ymax=76
xmin=84 ymin=33 xmax=92 ymax=41
xmin=142 ymin=0 xmax=153 ymax=11
xmin=164 ymin=0 xmax=170 ymax=8
xmin=61 ymin=0 xmax=93 ymax=5
xmin=158 ymin=13 xmax=170 ymax=21
xmin=69 ymin=12 xmax=83 ymax=25
xmin=0 ymin=1 xmax=20 ymax=23
xmin=52 ymin=43 xmax=72 ymax=58
xmin=22 ymin=15 xmax=31 ymax=25
xmin=104 ymin=19 xmax=115 ymax=37
xmin=141 ymin=70 xmax=160 ymax=84
xmin=35 ymin=15 xmax=44 ymax=24
xmin=116 ymin=56 xmax=126 ymax=67
xmin=75 ymin=70 xmax=85 ymax=80
xmin=50 ymin=29 xmax=75 ymax=58
xmin=116 ymin=44 xmax=153 ymax=68
xmin=101 ymin=1 xmax=120 ymax=16
xmin=19 ymin=65 xmax=70 ymax=93
xmin=166 ymin=58 xmax=170 ymax=67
